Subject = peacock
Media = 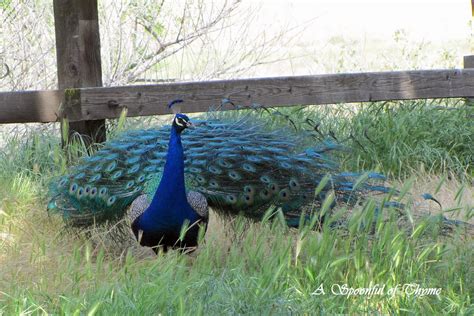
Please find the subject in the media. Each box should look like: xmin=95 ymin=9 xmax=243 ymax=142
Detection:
xmin=48 ymin=99 xmax=398 ymax=252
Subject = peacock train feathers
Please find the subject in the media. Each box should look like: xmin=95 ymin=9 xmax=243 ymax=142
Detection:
xmin=48 ymin=105 xmax=397 ymax=230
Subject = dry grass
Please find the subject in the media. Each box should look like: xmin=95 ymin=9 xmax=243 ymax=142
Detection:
xmin=1 ymin=176 xmax=472 ymax=306
xmin=400 ymin=175 xmax=473 ymax=224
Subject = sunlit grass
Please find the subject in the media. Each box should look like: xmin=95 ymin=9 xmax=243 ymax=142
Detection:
xmin=0 ymin=100 xmax=472 ymax=314
xmin=1 ymin=188 xmax=472 ymax=314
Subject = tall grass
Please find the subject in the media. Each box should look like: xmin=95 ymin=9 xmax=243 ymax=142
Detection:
xmin=1 ymin=199 xmax=472 ymax=314
xmin=218 ymin=99 xmax=473 ymax=178
xmin=346 ymin=100 xmax=473 ymax=177
xmin=0 ymin=100 xmax=473 ymax=314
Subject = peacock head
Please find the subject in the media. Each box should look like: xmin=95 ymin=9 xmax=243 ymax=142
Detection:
xmin=168 ymin=99 xmax=194 ymax=133
xmin=173 ymin=113 xmax=194 ymax=133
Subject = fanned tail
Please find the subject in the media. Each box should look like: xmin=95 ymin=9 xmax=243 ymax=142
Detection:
xmin=48 ymin=109 xmax=398 ymax=228
xmin=47 ymin=129 xmax=170 ymax=227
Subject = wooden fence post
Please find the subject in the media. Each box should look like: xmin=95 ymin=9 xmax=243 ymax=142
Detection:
xmin=53 ymin=0 xmax=106 ymax=147
xmin=463 ymin=55 xmax=474 ymax=106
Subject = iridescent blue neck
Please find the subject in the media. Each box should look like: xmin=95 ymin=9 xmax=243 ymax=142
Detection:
xmin=138 ymin=124 xmax=193 ymax=230
xmin=152 ymin=125 xmax=187 ymax=207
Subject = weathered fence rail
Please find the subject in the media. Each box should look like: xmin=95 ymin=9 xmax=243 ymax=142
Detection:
xmin=2 ymin=68 xmax=474 ymax=124
xmin=0 ymin=89 xmax=62 ymax=123
xmin=2 ymin=0 xmax=473 ymax=146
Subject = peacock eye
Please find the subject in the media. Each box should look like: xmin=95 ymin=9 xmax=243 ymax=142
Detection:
xmin=175 ymin=117 xmax=185 ymax=127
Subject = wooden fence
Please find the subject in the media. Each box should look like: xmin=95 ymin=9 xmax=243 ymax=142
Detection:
xmin=0 ymin=0 xmax=473 ymax=145
xmin=2 ymin=68 xmax=474 ymax=125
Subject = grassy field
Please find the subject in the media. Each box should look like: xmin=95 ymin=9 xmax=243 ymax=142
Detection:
xmin=0 ymin=101 xmax=473 ymax=314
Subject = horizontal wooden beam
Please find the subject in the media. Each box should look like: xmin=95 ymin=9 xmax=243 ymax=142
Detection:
xmin=78 ymin=69 xmax=474 ymax=121
xmin=2 ymin=68 xmax=474 ymax=123
xmin=0 ymin=89 xmax=62 ymax=123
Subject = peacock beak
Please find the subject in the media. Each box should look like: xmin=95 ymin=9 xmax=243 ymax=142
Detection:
xmin=186 ymin=121 xmax=195 ymax=129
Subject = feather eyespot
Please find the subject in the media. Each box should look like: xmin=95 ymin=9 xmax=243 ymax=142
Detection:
xmin=260 ymin=175 xmax=271 ymax=184
xmin=244 ymin=185 xmax=255 ymax=195
xmin=128 ymin=164 xmax=140 ymax=174
xmin=106 ymin=161 xmax=117 ymax=172
xmin=289 ymin=178 xmax=301 ymax=190
xmin=259 ymin=189 xmax=272 ymax=200
xmin=133 ymin=186 xmax=142 ymax=193
xmin=208 ymin=165 xmax=222 ymax=174
xmin=69 ymin=183 xmax=78 ymax=194
xmin=144 ymin=165 xmax=156 ymax=173
xmin=226 ymin=194 xmax=237 ymax=204
xmin=106 ymin=196 xmax=117 ymax=206
xmin=98 ymin=187 xmax=108 ymax=196
xmin=76 ymin=187 xmax=85 ymax=199
xmin=278 ymin=188 xmax=291 ymax=201
xmin=93 ymin=164 xmax=103 ymax=172
xmin=218 ymin=159 xmax=232 ymax=168
xmin=112 ymin=170 xmax=123 ymax=180
xmin=89 ymin=187 xmax=98 ymax=197
xmin=196 ymin=176 xmax=206 ymax=184
xmin=242 ymin=163 xmax=256 ymax=172
xmin=90 ymin=174 xmax=102 ymax=182
xmin=268 ymin=183 xmax=279 ymax=193
xmin=242 ymin=194 xmax=254 ymax=205
xmin=228 ymin=171 xmax=241 ymax=180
